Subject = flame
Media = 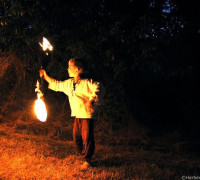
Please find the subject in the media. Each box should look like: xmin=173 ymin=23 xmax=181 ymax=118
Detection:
xmin=34 ymin=99 xmax=47 ymax=122
xmin=39 ymin=37 xmax=53 ymax=54
xmin=34 ymin=81 xmax=47 ymax=122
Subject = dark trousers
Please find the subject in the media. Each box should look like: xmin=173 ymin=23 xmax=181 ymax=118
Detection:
xmin=73 ymin=118 xmax=95 ymax=161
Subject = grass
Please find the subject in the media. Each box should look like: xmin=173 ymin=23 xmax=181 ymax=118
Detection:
xmin=0 ymin=95 xmax=200 ymax=179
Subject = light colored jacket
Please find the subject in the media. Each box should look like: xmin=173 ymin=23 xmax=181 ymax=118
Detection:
xmin=48 ymin=78 xmax=105 ymax=118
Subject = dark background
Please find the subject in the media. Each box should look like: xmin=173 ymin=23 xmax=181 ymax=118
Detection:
xmin=0 ymin=0 xmax=199 ymax=139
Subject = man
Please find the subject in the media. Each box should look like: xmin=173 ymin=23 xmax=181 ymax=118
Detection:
xmin=40 ymin=58 xmax=105 ymax=170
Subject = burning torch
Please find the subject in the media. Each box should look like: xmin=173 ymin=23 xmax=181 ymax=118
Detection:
xmin=34 ymin=37 xmax=53 ymax=122
xmin=38 ymin=37 xmax=53 ymax=91
xmin=39 ymin=37 xmax=53 ymax=55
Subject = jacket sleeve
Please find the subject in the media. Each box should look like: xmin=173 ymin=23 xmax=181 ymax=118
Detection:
xmin=48 ymin=79 xmax=71 ymax=96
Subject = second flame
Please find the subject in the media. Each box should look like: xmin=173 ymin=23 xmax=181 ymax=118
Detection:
xmin=34 ymin=80 xmax=47 ymax=122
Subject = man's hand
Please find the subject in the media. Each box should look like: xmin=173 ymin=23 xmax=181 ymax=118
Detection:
xmin=39 ymin=69 xmax=52 ymax=83
xmin=39 ymin=69 xmax=46 ymax=78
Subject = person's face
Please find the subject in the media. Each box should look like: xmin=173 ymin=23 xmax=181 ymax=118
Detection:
xmin=68 ymin=61 xmax=79 ymax=77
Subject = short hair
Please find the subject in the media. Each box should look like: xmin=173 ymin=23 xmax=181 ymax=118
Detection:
xmin=69 ymin=57 xmax=85 ymax=72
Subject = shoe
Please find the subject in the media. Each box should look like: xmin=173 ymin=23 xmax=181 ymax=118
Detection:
xmin=79 ymin=161 xmax=91 ymax=170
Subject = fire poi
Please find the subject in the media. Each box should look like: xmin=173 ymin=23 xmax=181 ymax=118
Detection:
xmin=34 ymin=37 xmax=53 ymax=122
xmin=34 ymin=80 xmax=47 ymax=122
xmin=39 ymin=37 xmax=53 ymax=55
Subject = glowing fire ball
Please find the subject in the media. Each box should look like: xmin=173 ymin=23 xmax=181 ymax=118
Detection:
xmin=34 ymin=98 xmax=47 ymax=122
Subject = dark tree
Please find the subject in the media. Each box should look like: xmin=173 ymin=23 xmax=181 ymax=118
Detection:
xmin=0 ymin=0 xmax=199 ymax=137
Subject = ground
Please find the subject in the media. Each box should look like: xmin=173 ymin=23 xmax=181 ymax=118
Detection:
xmin=0 ymin=95 xmax=200 ymax=179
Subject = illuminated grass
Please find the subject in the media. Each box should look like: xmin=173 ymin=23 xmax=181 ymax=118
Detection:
xmin=0 ymin=99 xmax=200 ymax=179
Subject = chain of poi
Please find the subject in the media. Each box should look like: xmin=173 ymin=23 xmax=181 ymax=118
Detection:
xmin=34 ymin=37 xmax=53 ymax=122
